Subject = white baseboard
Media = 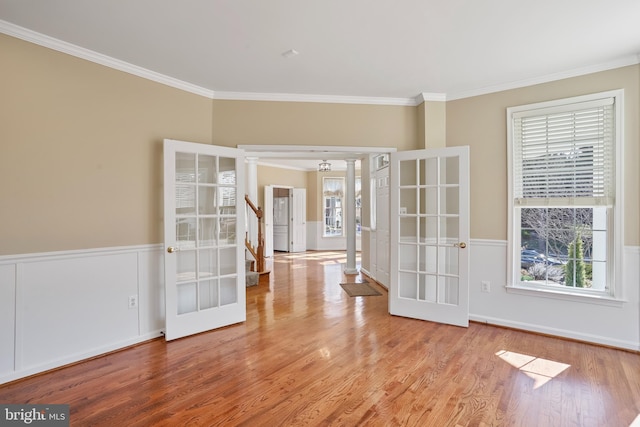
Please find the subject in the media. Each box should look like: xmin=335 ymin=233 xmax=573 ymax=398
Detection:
xmin=469 ymin=241 xmax=640 ymax=352
xmin=469 ymin=314 xmax=640 ymax=351
xmin=0 ymin=331 xmax=163 ymax=385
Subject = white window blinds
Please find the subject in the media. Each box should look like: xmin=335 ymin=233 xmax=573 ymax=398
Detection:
xmin=323 ymin=177 xmax=344 ymax=197
xmin=513 ymin=97 xmax=615 ymax=206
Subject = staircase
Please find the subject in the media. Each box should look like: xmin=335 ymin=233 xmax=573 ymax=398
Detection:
xmin=246 ymin=260 xmax=259 ymax=287
xmin=245 ymin=195 xmax=269 ymax=286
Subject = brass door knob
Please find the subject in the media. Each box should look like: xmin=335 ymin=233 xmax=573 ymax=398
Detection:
xmin=167 ymin=246 xmax=176 ymax=253
xmin=456 ymin=242 xmax=467 ymax=249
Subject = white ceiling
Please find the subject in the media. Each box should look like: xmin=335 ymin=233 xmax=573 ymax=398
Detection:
xmin=1 ymin=1 xmax=639 ymax=169
xmin=1 ymin=0 xmax=639 ymax=101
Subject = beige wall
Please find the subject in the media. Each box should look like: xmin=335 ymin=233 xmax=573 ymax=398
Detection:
xmin=424 ymin=101 xmax=447 ymax=149
xmin=255 ymin=164 xmax=308 ymax=209
xmin=1 ymin=34 xmax=419 ymax=256
xmin=447 ymin=65 xmax=640 ymax=245
xmin=0 ymin=35 xmax=214 ymax=255
xmin=212 ymin=99 xmax=420 ymax=149
xmin=2 ymin=32 xmax=638 ymax=256
xmin=306 ymin=171 xmax=319 ymax=223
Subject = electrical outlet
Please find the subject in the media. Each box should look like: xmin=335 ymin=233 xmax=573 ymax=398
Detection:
xmin=481 ymin=281 xmax=491 ymax=293
xmin=128 ymin=295 xmax=138 ymax=309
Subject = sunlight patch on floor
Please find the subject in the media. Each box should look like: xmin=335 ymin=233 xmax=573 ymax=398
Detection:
xmin=496 ymin=350 xmax=570 ymax=389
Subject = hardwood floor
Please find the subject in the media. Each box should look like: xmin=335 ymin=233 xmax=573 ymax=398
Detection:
xmin=1 ymin=251 xmax=639 ymax=426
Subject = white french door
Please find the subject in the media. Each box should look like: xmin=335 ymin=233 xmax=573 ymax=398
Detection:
xmin=264 ymin=185 xmax=274 ymax=257
xmin=163 ymin=139 xmax=246 ymax=341
xmin=290 ymin=188 xmax=306 ymax=253
xmin=389 ymin=147 xmax=470 ymax=327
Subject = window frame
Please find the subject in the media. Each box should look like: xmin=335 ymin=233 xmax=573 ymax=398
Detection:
xmin=506 ymin=89 xmax=625 ymax=304
xmin=322 ymin=176 xmax=362 ymax=238
xmin=323 ymin=177 xmax=344 ymax=237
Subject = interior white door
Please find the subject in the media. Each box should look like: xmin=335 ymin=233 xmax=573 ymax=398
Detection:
xmin=290 ymin=188 xmax=306 ymax=252
xmin=376 ymin=167 xmax=390 ymax=288
xmin=389 ymin=147 xmax=470 ymax=327
xmin=163 ymin=139 xmax=246 ymax=341
xmin=264 ymin=185 xmax=274 ymax=257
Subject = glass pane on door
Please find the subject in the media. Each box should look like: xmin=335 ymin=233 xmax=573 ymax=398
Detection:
xmin=198 ymin=155 xmax=216 ymax=184
xmin=174 ymin=151 xmax=238 ymax=317
xmin=394 ymin=152 xmax=465 ymax=308
xmin=390 ymin=147 xmax=469 ymax=327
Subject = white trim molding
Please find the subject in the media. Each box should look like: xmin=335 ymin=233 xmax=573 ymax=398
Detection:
xmin=468 ymin=314 xmax=639 ymax=351
xmin=213 ymin=91 xmax=419 ymax=106
xmin=448 ymin=54 xmax=640 ymax=100
xmin=415 ymin=92 xmax=448 ymax=103
xmin=7 ymin=19 xmax=636 ymax=105
xmin=0 ymin=20 xmax=215 ymax=99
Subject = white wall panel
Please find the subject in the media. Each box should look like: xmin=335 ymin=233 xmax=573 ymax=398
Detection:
xmin=0 ymin=245 xmax=164 ymax=384
xmin=0 ymin=264 xmax=16 ymax=376
xmin=469 ymin=240 xmax=640 ymax=351
xmin=306 ymin=221 xmax=361 ymax=252
xmin=17 ymin=253 xmax=139 ymax=369
xmin=1 ymin=241 xmax=637 ymax=384
xmin=138 ymin=248 xmax=165 ymax=335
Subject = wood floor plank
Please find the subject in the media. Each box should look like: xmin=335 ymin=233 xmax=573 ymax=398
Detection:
xmin=1 ymin=251 xmax=639 ymax=426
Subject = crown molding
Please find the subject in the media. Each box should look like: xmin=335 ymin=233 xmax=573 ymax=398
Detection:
xmin=212 ymin=91 xmax=418 ymax=106
xmin=2 ymin=19 xmax=638 ymax=105
xmin=0 ymin=20 xmax=419 ymax=106
xmin=415 ymin=92 xmax=448 ymax=103
xmin=446 ymin=53 xmax=640 ymax=101
xmin=0 ymin=20 xmax=215 ymax=99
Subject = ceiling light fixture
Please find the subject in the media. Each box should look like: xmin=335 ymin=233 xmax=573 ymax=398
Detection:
xmin=318 ymin=160 xmax=331 ymax=172
xmin=282 ymin=49 xmax=299 ymax=58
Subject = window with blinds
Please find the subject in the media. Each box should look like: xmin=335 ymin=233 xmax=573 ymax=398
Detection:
xmin=513 ymin=98 xmax=614 ymax=206
xmin=323 ymin=177 xmax=344 ymax=237
xmin=322 ymin=176 xmax=362 ymax=237
xmin=507 ymin=90 xmax=623 ymax=298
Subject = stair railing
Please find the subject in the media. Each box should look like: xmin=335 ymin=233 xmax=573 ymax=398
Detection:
xmin=244 ymin=194 xmax=266 ymax=273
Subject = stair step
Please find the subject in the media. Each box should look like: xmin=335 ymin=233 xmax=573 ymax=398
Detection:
xmin=246 ymin=271 xmax=259 ymax=287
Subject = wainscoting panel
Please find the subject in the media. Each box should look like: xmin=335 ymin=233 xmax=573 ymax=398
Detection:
xmin=0 ymin=264 xmax=16 ymax=376
xmin=138 ymin=249 xmax=165 ymax=336
xmin=1 ymin=242 xmax=637 ymax=384
xmin=469 ymin=240 xmax=640 ymax=351
xmin=0 ymin=245 xmax=165 ymax=384
xmin=306 ymin=221 xmax=361 ymax=252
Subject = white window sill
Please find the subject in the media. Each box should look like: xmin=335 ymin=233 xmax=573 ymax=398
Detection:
xmin=505 ymin=285 xmax=626 ymax=307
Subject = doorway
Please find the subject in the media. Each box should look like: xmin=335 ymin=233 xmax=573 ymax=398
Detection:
xmin=264 ymin=185 xmax=307 ymax=256
xmin=273 ymin=187 xmax=290 ymax=252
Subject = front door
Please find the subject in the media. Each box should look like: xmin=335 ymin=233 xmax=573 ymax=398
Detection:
xmin=389 ymin=147 xmax=470 ymax=327
xmin=163 ymin=139 xmax=246 ymax=341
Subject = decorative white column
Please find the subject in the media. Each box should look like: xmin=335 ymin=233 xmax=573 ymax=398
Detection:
xmin=344 ymin=159 xmax=359 ymax=274
xmin=246 ymin=157 xmax=258 ymax=245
